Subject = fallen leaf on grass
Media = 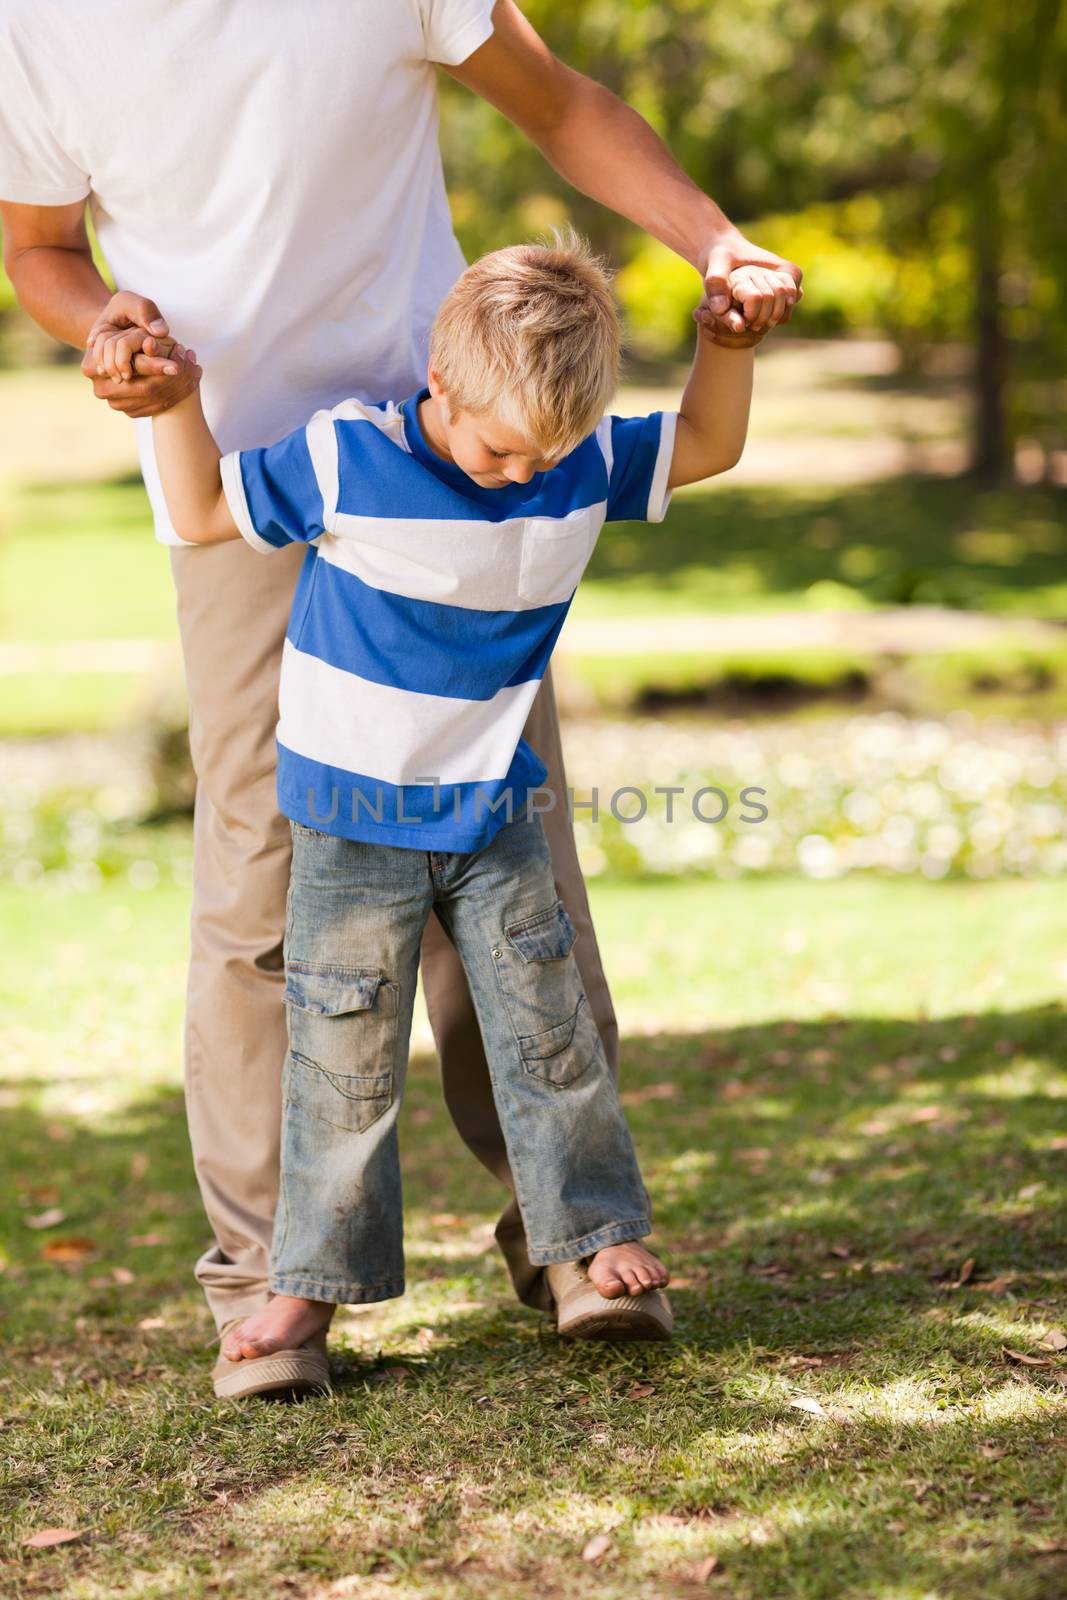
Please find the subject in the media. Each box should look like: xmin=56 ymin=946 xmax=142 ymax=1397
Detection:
xmin=950 ymin=1257 xmax=976 ymax=1289
xmin=1003 ymin=1348 xmax=1051 ymax=1367
xmin=972 ymin=1274 xmax=1014 ymax=1297
xmin=789 ymin=1397 xmax=826 ymax=1416
xmin=89 ymin=1266 xmax=137 ymax=1289
xmin=907 ymin=1105 xmax=945 ymax=1125
xmin=22 ymin=1528 xmax=82 ymax=1548
xmin=138 ymin=1317 xmax=166 ymax=1331
xmin=1017 ymin=1182 xmax=1046 ymax=1202
xmin=627 ymin=1382 xmax=656 ymax=1400
xmin=693 ymin=1555 xmax=720 ymax=1581
xmin=128 ymin=1233 xmax=167 ymax=1247
xmin=980 ymin=1445 xmax=1009 ymax=1460
xmin=1038 ymin=1330 xmax=1067 ymax=1351
xmin=25 ymin=1208 xmax=66 ymax=1230
xmin=383 ymin=1365 xmax=412 ymax=1380
xmin=581 ymin=1534 xmax=613 ymax=1563
xmin=620 ymin=1082 xmax=679 ymax=1107
xmin=1048 ymin=1136 xmax=1067 ymax=1151
xmin=41 ymin=1238 xmax=96 ymax=1263
xmin=129 ymin=1152 xmax=150 ymax=1180
xmin=829 ymin=1245 xmax=852 ymax=1260
xmin=1050 ymin=1371 xmax=1067 ymax=1388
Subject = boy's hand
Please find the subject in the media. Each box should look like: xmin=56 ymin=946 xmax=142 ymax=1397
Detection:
xmin=694 ymin=267 xmax=788 ymax=347
xmin=703 ymin=237 xmax=802 ymax=332
xmin=81 ymin=291 xmax=200 ymax=417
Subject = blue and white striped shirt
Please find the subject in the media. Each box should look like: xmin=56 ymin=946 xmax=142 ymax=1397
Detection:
xmin=220 ymin=389 xmax=676 ymax=851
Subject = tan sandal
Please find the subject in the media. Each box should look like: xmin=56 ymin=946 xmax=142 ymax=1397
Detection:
xmin=211 ymin=1319 xmax=331 ymax=1399
xmin=545 ymin=1258 xmax=673 ymax=1341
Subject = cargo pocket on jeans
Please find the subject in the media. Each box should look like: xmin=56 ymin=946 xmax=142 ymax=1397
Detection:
xmin=284 ymin=962 xmax=398 ymax=1132
xmin=494 ymin=900 xmax=604 ymax=1088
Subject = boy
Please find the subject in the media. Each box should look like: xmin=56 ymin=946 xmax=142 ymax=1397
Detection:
xmin=117 ymin=234 xmax=766 ymax=1395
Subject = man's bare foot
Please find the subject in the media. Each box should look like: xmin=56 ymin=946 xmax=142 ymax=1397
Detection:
xmin=222 ymin=1296 xmax=335 ymax=1361
xmin=587 ymin=1242 xmax=670 ymax=1298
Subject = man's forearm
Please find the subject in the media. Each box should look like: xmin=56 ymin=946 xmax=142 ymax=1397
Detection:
xmin=522 ymin=73 xmax=727 ymax=275
xmin=6 ymin=242 xmax=111 ymax=349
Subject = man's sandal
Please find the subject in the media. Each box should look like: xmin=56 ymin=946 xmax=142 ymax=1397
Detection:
xmin=211 ymin=1319 xmax=331 ymax=1399
xmin=544 ymin=1258 xmax=673 ymax=1341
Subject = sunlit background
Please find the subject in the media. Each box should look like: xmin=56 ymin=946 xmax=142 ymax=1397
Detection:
xmin=2 ymin=6 xmax=1065 ymax=1596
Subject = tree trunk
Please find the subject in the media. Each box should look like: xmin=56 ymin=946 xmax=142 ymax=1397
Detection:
xmin=971 ymin=188 xmax=1009 ymax=483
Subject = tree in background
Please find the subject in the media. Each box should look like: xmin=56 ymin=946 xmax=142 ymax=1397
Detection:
xmin=442 ymin=0 xmax=1067 ymax=482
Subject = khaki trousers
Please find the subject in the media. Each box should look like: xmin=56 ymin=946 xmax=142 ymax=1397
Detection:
xmin=169 ymin=535 xmax=619 ymax=1329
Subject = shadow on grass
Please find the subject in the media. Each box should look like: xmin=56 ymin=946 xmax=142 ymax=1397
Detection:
xmin=2 ymin=1002 xmax=1065 ymax=1597
xmin=583 ymin=476 xmax=1067 ymax=613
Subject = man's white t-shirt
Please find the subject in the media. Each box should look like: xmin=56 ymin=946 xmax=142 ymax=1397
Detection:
xmin=0 ymin=0 xmax=496 ymax=544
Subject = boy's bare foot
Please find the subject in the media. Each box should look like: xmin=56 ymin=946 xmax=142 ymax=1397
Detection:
xmin=222 ymin=1295 xmax=335 ymax=1361
xmin=587 ymin=1242 xmax=670 ymax=1298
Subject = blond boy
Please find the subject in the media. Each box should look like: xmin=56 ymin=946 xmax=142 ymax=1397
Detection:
xmin=93 ymin=235 xmax=767 ymax=1395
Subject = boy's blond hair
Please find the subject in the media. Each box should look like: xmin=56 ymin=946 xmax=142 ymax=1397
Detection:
xmin=429 ymin=229 xmax=620 ymax=460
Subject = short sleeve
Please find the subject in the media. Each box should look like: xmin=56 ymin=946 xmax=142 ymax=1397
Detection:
xmin=416 ymin=0 xmax=495 ymax=65
xmin=221 ymin=422 xmax=328 ymax=555
xmin=0 ymin=27 xmax=90 ymax=203
xmin=597 ymin=412 xmax=679 ymax=524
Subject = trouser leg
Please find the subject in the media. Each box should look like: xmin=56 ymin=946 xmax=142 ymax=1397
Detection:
xmin=435 ymin=813 xmax=649 ymax=1267
xmin=270 ymin=825 xmax=430 ymax=1303
xmin=169 ymin=537 xmax=305 ymax=1330
xmin=421 ymin=663 xmax=621 ymax=1311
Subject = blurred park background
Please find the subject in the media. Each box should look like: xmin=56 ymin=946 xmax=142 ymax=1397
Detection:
xmin=3 ymin=5 xmax=1067 ymax=1598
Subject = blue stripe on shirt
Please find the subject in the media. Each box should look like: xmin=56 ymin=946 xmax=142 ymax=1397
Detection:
xmin=334 ymin=410 xmax=610 ymax=524
xmin=606 ymin=413 xmax=666 ymax=522
xmin=277 ymin=738 xmax=550 ymax=850
xmin=290 ymin=551 xmax=568 ymax=699
xmin=240 ymin=427 xmax=324 ymax=548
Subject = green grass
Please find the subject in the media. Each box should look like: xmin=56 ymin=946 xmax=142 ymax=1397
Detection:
xmin=576 ymin=478 xmax=1067 ymax=619
xmin=2 ymin=873 xmax=1066 ymax=1599
xmin=0 ymin=479 xmax=178 ymax=644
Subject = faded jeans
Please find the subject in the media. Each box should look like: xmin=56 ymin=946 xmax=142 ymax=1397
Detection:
xmin=270 ymin=810 xmax=651 ymax=1304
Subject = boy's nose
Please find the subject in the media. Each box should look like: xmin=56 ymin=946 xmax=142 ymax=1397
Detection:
xmin=506 ymin=463 xmax=536 ymax=485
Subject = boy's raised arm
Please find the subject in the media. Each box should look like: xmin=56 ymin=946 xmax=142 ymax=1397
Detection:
xmin=151 ymin=351 xmax=240 ymax=545
xmin=667 ymin=269 xmax=770 ymax=491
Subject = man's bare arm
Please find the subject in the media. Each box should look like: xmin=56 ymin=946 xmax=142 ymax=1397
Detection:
xmin=1 ymin=200 xmax=111 ymax=346
xmin=448 ymin=1 xmax=801 ymax=333
xmin=1 ymin=201 xmax=196 ymax=415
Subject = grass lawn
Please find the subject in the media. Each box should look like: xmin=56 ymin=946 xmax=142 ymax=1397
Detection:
xmin=2 ymin=872 xmax=1066 ymax=1599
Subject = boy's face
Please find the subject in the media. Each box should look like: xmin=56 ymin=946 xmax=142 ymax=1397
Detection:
xmin=426 ymin=371 xmax=562 ymax=489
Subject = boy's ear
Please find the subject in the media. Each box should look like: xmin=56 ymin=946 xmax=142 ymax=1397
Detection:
xmin=426 ymin=364 xmax=445 ymax=402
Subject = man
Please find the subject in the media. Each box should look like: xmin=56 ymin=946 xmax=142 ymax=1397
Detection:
xmin=1 ymin=0 xmax=800 ymax=1396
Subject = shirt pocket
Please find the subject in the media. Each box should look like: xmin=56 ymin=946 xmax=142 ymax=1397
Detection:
xmin=517 ymin=507 xmax=603 ymax=608
xmin=284 ymin=963 xmax=398 ymax=1132
xmin=493 ymin=899 xmax=605 ymax=1088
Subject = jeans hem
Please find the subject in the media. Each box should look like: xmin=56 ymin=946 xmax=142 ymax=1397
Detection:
xmin=269 ymin=1276 xmax=405 ymax=1305
xmin=527 ymin=1217 xmax=651 ymax=1267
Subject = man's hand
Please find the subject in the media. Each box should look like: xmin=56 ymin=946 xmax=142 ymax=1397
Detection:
xmin=81 ymin=290 xmax=199 ymax=418
xmin=701 ymin=241 xmax=803 ymax=337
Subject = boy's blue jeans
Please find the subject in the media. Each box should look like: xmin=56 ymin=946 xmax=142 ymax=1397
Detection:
xmin=270 ymin=810 xmax=651 ymax=1304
